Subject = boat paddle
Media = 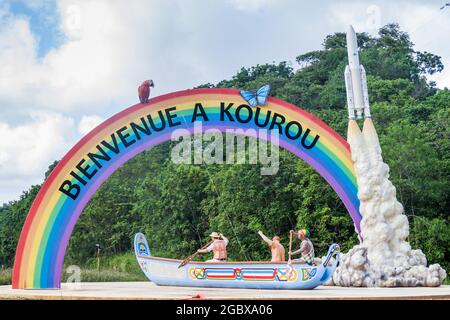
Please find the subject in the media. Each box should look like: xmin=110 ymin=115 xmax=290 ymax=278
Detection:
xmin=288 ymin=230 xmax=294 ymax=264
xmin=287 ymin=230 xmax=294 ymax=277
xmin=178 ymin=240 xmax=214 ymax=268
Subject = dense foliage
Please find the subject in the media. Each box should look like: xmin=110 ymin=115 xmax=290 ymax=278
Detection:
xmin=0 ymin=24 xmax=448 ymax=275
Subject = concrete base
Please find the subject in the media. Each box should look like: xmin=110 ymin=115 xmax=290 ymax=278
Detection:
xmin=1 ymin=282 xmax=449 ymax=300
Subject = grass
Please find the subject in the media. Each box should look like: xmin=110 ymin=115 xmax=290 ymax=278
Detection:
xmin=2 ymin=251 xmax=447 ymax=286
xmin=94 ymin=251 xmax=144 ymax=275
xmin=62 ymin=251 xmax=147 ymax=283
xmin=0 ymin=252 xmax=147 ymax=285
xmin=62 ymin=269 xmax=146 ymax=282
xmin=0 ymin=268 xmax=12 ymax=285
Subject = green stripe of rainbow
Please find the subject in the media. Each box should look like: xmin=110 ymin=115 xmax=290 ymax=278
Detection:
xmin=12 ymin=88 xmax=360 ymax=289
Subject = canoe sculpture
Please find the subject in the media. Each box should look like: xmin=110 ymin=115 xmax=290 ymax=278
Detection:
xmin=134 ymin=233 xmax=340 ymax=290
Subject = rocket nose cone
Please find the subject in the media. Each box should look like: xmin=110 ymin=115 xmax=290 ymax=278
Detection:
xmin=346 ymin=25 xmax=357 ymax=42
xmin=347 ymin=25 xmax=355 ymax=35
xmin=346 ymin=25 xmax=358 ymax=58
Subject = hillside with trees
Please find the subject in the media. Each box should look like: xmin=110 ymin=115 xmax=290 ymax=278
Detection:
xmin=0 ymin=24 xmax=448 ymax=278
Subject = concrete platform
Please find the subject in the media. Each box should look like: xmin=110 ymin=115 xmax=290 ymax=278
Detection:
xmin=0 ymin=282 xmax=449 ymax=300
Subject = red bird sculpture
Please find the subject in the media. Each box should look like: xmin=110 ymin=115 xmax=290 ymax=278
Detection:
xmin=138 ymin=80 xmax=154 ymax=103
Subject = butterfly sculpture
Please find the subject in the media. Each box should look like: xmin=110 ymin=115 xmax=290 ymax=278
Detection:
xmin=240 ymin=84 xmax=271 ymax=107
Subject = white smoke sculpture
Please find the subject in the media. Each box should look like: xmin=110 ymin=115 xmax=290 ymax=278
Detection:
xmin=332 ymin=119 xmax=447 ymax=287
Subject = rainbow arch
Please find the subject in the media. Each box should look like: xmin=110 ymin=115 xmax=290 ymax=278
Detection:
xmin=12 ymin=88 xmax=360 ymax=289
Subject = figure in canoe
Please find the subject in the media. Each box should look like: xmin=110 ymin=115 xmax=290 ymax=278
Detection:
xmin=196 ymin=232 xmax=229 ymax=262
xmin=258 ymin=231 xmax=286 ymax=262
xmin=290 ymin=229 xmax=317 ymax=265
xmin=134 ymin=229 xmax=340 ymax=290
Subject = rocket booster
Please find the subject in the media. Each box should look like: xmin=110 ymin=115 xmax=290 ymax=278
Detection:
xmin=345 ymin=25 xmax=371 ymax=119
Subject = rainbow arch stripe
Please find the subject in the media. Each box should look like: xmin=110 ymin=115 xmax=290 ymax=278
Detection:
xmin=12 ymin=88 xmax=360 ymax=289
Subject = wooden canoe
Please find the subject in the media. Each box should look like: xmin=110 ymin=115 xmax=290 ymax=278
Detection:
xmin=134 ymin=233 xmax=340 ymax=290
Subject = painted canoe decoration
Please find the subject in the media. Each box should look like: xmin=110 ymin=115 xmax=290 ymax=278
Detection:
xmin=134 ymin=233 xmax=340 ymax=290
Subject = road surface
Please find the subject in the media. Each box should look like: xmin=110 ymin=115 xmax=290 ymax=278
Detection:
xmin=1 ymin=282 xmax=449 ymax=300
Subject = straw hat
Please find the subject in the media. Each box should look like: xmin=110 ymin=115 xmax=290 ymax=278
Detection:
xmin=209 ymin=232 xmax=221 ymax=238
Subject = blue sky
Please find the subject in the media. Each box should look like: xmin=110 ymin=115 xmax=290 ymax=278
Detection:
xmin=8 ymin=0 xmax=63 ymax=58
xmin=0 ymin=0 xmax=449 ymax=204
xmin=8 ymin=0 xmax=449 ymax=65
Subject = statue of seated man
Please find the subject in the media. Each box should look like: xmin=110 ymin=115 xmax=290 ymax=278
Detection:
xmin=290 ymin=229 xmax=317 ymax=265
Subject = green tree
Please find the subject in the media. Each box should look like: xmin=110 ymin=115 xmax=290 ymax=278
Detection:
xmin=0 ymin=185 xmax=40 ymax=266
xmin=0 ymin=24 xmax=447 ymax=275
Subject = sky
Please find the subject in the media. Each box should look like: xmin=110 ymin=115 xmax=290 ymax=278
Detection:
xmin=0 ymin=0 xmax=449 ymax=205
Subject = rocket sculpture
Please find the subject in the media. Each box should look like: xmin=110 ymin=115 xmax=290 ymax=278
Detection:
xmin=344 ymin=25 xmax=371 ymax=119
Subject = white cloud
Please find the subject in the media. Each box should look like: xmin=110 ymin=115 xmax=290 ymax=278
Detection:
xmin=227 ymin=0 xmax=278 ymax=12
xmin=0 ymin=0 xmax=448 ymax=204
xmin=395 ymin=5 xmax=450 ymax=88
xmin=1 ymin=1 xmax=443 ymax=125
xmin=328 ymin=1 xmax=450 ymax=88
xmin=0 ymin=111 xmax=77 ymax=203
xmin=0 ymin=0 xmax=330 ymax=122
xmin=78 ymin=115 xmax=104 ymax=135
xmin=0 ymin=13 xmax=42 ymax=114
